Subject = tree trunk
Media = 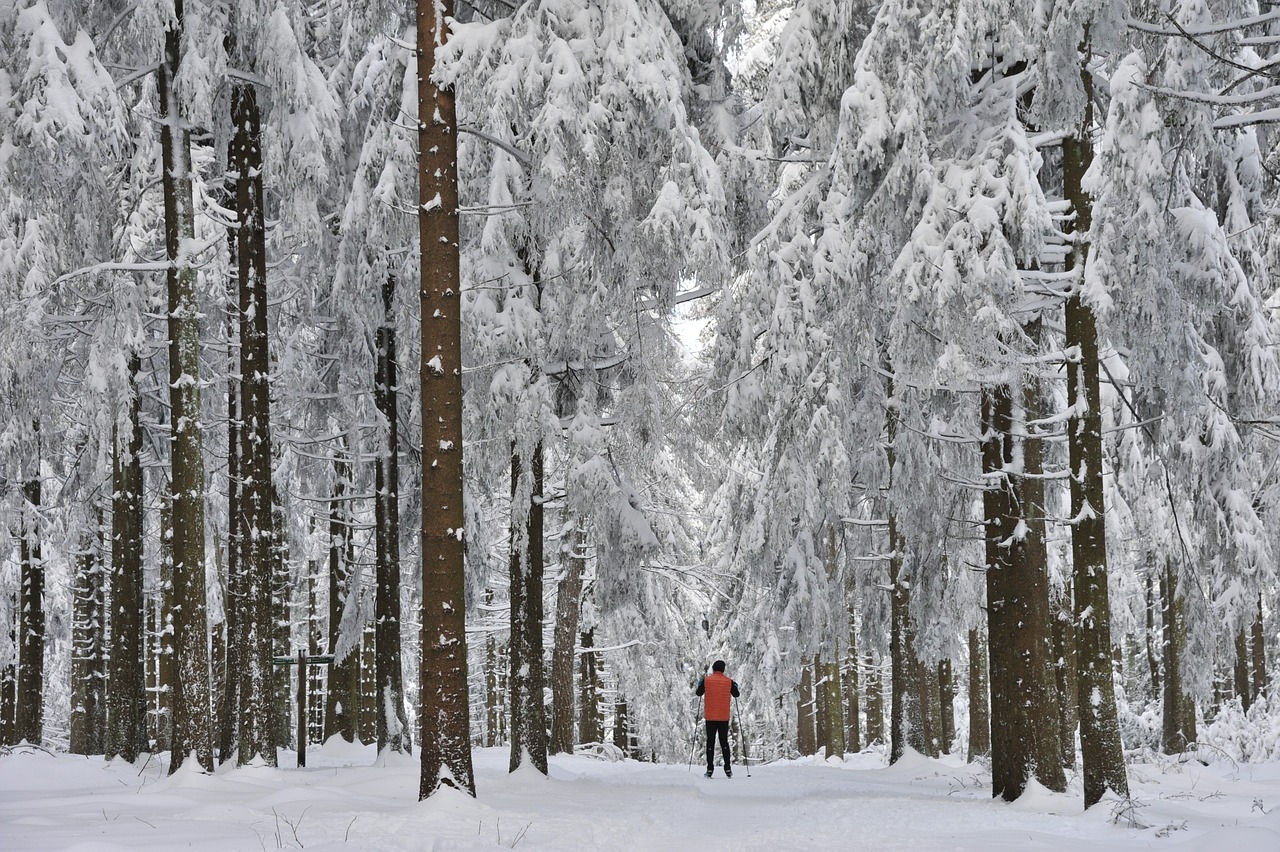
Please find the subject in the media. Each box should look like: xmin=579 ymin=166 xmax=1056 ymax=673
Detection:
xmin=270 ymin=497 xmax=290 ymax=750
xmin=845 ymin=577 xmax=861 ymax=753
xmin=417 ymin=0 xmax=475 ymax=797
xmin=612 ymin=697 xmax=629 ymax=754
xmin=1251 ymin=594 xmax=1266 ymax=702
xmin=938 ymin=659 xmax=955 ymax=755
xmin=325 ymin=453 xmax=358 ymax=743
xmin=70 ymin=520 xmax=106 ymax=755
xmin=155 ymin=484 xmax=176 ymax=752
xmin=484 ymin=588 xmax=500 ymax=747
xmin=822 ymin=525 xmax=844 ymax=760
xmin=967 ymin=628 xmax=990 ymax=761
xmin=797 ymin=659 xmax=815 ymax=756
xmin=865 ymin=651 xmax=885 ymax=746
xmin=1144 ymin=572 xmax=1160 ymax=700
xmin=578 ymin=629 xmax=602 ymax=745
xmin=824 ymin=657 xmax=844 ymax=759
xmin=1160 ymin=561 xmax=1192 ymax=752
xmin=159 ymin=0 xmax=213 ymax=773
xmin=1234 ymin=630 xmax=1251 ymax=712
xmin=508 ymin=444 xmax=548 ymax=774
xmin=814 ymin=655 xmax=829 ymax=755
xmin=17 ymin=473 xmax=44 ymax=746
xmin=550 ymin=522 xmax=587 ymax=754
xmin=1063 ymin=61 xmax=1129 ymax=804
xmin=0 ymin=602 xmax=13 ymax=745
xmin=106 ymin=394 xmax=147 ymax=761
xmin=359 ymin=623 xmax=376 ymax=744
xmin=885 ymin=371 xmax=925 ymax=764
xmin=917 ymin=656 xmax=938 ymax=757
xmin=219 ymin=269 xmax=241 ymax=762
xmin=983 ymin=375 xmax=1065 ymax=799
xmin=375 ymin=270 xmax=410 ymax=754
xmin=888 ymin=519 xmax=924 ymax=761
xmin=228 ymin=62 xmax=278 ymax=768
xmin=1053 ymin=587 xmax=1077 ymax=770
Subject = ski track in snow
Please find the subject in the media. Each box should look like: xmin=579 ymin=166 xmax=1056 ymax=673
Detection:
xmin=1 ymin=743 xmax=1278 ymax=851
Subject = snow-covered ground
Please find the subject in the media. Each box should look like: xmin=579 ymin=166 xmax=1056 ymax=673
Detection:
xmin=2 ymin=741 xmax=1278 ymax=851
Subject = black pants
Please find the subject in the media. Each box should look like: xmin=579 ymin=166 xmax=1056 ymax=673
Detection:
xmin=705 ymin=720 xmax=730 ymax=771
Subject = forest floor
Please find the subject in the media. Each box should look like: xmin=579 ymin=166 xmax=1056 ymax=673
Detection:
xmin=1 ymin=740 xmax=1278 ymax=851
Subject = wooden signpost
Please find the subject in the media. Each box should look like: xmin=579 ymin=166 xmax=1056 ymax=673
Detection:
xmin=272 ymin=651 xmax=334 ymax=767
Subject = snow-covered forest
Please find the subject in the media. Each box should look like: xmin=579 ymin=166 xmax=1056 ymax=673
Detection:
xmin=2 ymin=0 xmax=1280 ymax=842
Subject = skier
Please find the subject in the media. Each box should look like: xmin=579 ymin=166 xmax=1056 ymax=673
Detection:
xmin=695 ymin=659 xmax=740 ymax=778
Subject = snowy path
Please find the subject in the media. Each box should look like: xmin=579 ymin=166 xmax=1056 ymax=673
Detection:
xmin=2 ymin=743 xmax=1278 ymax=851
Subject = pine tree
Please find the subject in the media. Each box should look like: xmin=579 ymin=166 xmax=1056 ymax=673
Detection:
xmin=157 ymin=0 xmax=214 ymax=773
xmin=417 ymin=0 xmax=475 ymax=798
xmin=1060 ymin=32 xmax=1129 ymax=809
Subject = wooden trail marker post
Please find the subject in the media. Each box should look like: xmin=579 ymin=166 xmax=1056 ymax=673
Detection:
xmin=272 ymin=651 xmax=334 ymax=767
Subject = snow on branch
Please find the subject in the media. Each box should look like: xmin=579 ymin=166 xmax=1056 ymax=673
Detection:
xmin=1140 ymin=83 xmax=1280 ymax=107
xmin=1215 ymin=108 xmax=1280 ymax=129
xmin=1125 ymin=9 xmax=1280 ymax=37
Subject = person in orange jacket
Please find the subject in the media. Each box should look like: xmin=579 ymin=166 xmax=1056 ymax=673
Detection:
xmin=695 ymin=659 xmax=741 ymax=777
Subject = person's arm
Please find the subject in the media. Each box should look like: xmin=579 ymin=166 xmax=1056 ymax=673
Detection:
xmin=695 ymin=676 xmax=705 ymax=696
xmin=731 ymin=680 xmax=740 ymax=698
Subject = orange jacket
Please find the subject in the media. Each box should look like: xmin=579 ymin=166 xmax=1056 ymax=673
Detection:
xmin=697 ymin=671 xmax=739 ymax=721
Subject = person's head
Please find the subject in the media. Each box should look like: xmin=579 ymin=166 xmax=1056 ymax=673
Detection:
xmin=712 ymin=660 xmax=726 ymax=673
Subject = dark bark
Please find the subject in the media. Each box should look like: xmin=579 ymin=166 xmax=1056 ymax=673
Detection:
xmin=70 ymin=520 xmax=106 ymax=755
xmin=865 ymin=651 xmax=885 ymax=746
xmin=417 ymin=0 xmax=474 ymax=797
xmin=159 ymin=0 xmax=213 ymax=773
xmin=375 ymin=271 xmax=410 ymax=754
xmin=228 ymin=61 xmax=278 ymax=768
xmin=508 ymin=444 xmax=548 ymax=773
xmin=106 ymin=396 xmax=147 ymax=761
xmin=1234 ymin=630 xmax=1251 ymax=712
xmin=550 ymin=522 xmax=587 ymax=754
xmin=16 ymin=475 xmax=44 ymax=745
xmin=1251 ymin=594 xmax=1267 ymax=702
xmin=1052 ymin=588 xmax=1078 ymax=770
xmin=359 ymin=623 xmax=376 ymax=744
xmin=0 ymin=606 xmax=13 ymax=745
xmin=888 ymin=525 xmax=925 ymax=761
xmin=824 ymin=657 xmax=844 ymax=758
xmin=797 ymin=659 xmax=815 ymax=756
xmin=1144 ymin=573 xmax=1160 ymax=699
xmin=822 ymin=526 xmax=844 ymax=759
xmin=938 ymin=659 xmax=955 ymax=755
xmin=1063 ymin=61 xmax=1129 ymax=804
xmin=917 ymin=656 xmax=938 ymax=757
xmin=155 ymin=488 xmax=175 ymax=752
xmin=1161 ymin=561 xmax=1195 ymax=753
xmin=483 ymin=589 xmax=501 ymax=747
xmin=578 ymin=629 xmax=602 ymax=745
xmin=814 ymin=655 xmax=829 ymax=754
xmin=270 ymin=497 xmax=291 ymax=750
xmin=218 ymin=128 xmax=242 ymax=766
xmin=845 ymin=576 xmax=861 ymax=753
xmin=967 ymin=629 xmax=990 ymax=761
xmin=982 ymin=375 xmax=1065 ymax=800
xmin=612 ymin=698 xmax=630 ymax=754
xmin=325 ymin=453 xmax=358 ymax=743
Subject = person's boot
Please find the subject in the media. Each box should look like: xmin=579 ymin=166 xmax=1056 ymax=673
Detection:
xmin=725 ymin=767 xmax=732 ymax=778
xmin=704 ymin=768 xmax=713 ymax=778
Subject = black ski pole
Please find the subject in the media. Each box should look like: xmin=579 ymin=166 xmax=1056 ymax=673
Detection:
xmin=688 ymin=692 xmax=700 ymax=771
xmin=734 ymin=699 xmax=751 ymax=777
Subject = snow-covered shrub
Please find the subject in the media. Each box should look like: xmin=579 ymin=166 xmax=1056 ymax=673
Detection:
xmin=1200 ymin=694 xmax=1280 ymax=763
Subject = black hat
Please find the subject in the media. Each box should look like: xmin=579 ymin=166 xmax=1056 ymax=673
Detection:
xmin=712 ymin=660 xmax=726 ymax=672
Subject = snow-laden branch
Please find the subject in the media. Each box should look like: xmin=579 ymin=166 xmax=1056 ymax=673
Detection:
xmin=1125 ymin=9 xmax=1280 ymax=36
xmin=458 ymin=126 xmax=531 ymax=169
xmin=1215 ymin=108 xmax=1280 ymax=129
